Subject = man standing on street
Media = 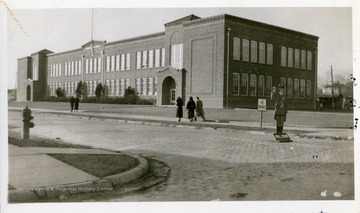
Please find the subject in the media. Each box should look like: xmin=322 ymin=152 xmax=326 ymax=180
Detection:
xmin=195 ymin=96 xmax=205 ymax=121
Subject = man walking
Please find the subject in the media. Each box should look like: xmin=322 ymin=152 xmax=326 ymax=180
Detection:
xmin=195 ymin=96 xmax=205 ymax=121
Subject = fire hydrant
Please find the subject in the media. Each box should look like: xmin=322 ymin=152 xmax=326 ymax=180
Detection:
xmin=22 ymin=106 xmax=35 ymax=140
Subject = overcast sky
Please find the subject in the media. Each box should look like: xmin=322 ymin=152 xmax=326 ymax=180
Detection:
xmin=5 ymin=7 xmax=354 ymax=89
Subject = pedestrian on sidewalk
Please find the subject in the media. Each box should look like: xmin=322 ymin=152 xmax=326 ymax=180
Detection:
xmin=74 ymin=97 xmax=80 ymax=112
xmin=272 ymin=83 xmax=287 ymax=135
xmin=176 ymin=97 xmax=183 ymax=122
xmin=186 ymin=96 xmax=196 ymax=122
xmin=195 ymin=96 xmax=205 ymax=121
xmin=69 ymin=96 xmax=75 ymax=112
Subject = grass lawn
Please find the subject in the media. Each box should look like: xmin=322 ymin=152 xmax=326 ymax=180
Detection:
xmin=8 ymin=137 xmax=140 ymax=178
xmin=8 ymin=137 xmax=92 ymax=149
xmin=50 ymin=154 xmax=139 ymax=178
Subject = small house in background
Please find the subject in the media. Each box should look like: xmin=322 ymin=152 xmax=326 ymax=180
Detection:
xmin=317 ymin=93 xmax=344 ymax=109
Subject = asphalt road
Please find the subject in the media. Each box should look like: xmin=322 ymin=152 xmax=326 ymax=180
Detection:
xmin=7 ymin=110 xmax=354 ymax=201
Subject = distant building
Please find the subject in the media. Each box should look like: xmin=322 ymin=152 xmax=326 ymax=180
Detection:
xmin=17 ymin=14 xmax=318 ymax=109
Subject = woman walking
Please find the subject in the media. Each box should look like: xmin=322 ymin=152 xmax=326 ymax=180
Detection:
xmin=186 ymin=96 xmax=196 ymax=122
xmin=176 ymin=97 xmax=183 ymax=122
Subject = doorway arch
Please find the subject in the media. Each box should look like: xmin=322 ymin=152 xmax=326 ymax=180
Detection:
xmin=26 ymin=85 xmax=31 ymax=101
xmin=162 ymin=76 xmax=176 ymax=105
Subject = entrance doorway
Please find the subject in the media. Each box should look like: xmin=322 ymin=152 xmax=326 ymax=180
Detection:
xmin=26 ymin=85 xmax=31 ymax=101
xmin=162 ymin=76 xmax=176 ymax=105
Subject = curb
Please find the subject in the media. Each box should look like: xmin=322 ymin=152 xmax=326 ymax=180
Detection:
xmin=8 ymin=108 xmax=353 ymax=141
xmin=8 ymin=153 xmax=149 ymax=203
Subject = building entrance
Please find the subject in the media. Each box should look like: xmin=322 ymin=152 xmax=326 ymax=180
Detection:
xmin=162 ymin=76 xmax=176 ymax=105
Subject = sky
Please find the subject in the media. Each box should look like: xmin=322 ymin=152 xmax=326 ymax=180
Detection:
xmin=5 ymin=6 xmax=354 ymax=89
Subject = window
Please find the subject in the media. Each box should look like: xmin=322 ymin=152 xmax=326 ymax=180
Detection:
xmin=94 ymin=58 xmax=97 ymax=73
xmin=242 ymin=39 xmax=249 ymax=62
xmin=293 ymin=79 xmax=299 ymax=98
xmin=120 ymin=79 xmax=125 ymax=96
xmin=300 ymin=79 xmax=305 ymax=98
xmin=301 ymin=50 xmax=306 ymax=69
xmin=89 ymin=81 xmax=93 ymax=95
xmin=259 ymin=42 xmax=265 ymax=64
xmin=154 ymin=77 xmax=158 ymax=95
xmin=126 ymin=53 xmax=130 ymax=70
xmin=110 ymin=80 xmax=114 ymax=95
xmin=171 ymin=44 xmax=183 ymax=69
xmin=240 ymin=73 xmax=248 ymax=96
xmin=148 ymin=50 xmax=154 ymax=68
xmin=161 ymin=48 xmax=165 ymax=67
xmin=71 ymin=62 xmax=74 ymax=75
xmin=136 ymin=52 xmax=141 ymax=69
xmin=281 ymin=46 xmax=287 ymax=67
xmin=148 ymin=78 xmax=153 ymax=95
xmin=142 ymin=78 xmax=147 ymax=95
xmin=266 ymin=76 xmax=272 ymax=97
xmin=155 ymin=49 xmax=160 ymax=67
xmin=65 ymin=63 xmax=68 ymax=76
xmin=111 ymin=55 xmax=115 ymax=71
xmin=294 ymin=49 xmax=300 ymax=68
xmin=250 ymin=74 xmax=257 ymax=96
xmin=116 ymin=55 xmax=120 ymax=71
xmin=121 ymin=54 xmax=125 ymax=71
xmin=97 ymin=58 xmax=101 ymax=72
xmin=115 ymin=79 xmax=119 ymax=95
xmin=142 ymin=50 xmax=148 ymax=69
xmin=307 ymin=51 xmax=312 ymax=70
xmin=232 ymin=73 xmax=240 ymax=95
xmin=93 ymin=81 xmax=97 ymax=95
xmin=306 ymin=80 xmax=311 ymax=99
xmin=267 ymin=44 xmax=273 ymax=65
xmin=258 ymin=75 xmax=265 ymax=96
xmin=288 ymin=48 xmax=293 ymax=68
xmin=58 ymin=64 xmax=61 ymax=77
xmin=287 ymin=78 xmax=293 ymax=98
xmin=136 ymin=78 xmax=141 ymax=94
xmin=32 ymin=65 xmax=38 ymax=80
xmin=233 ymin=37 xmax=240 ymax=61
xmin=79 ymin=60 xmax=82 ymax=75
xmin=105 ymin=80 xmax=110 ymax=95
xmin=106 ymin=56 xmax=110 ymax=72
xmin=89 ymin=58 xmax=93 ymax=73
xmin=250 ymin=41 xmax=257 ymax=63
xmin=74 ymin=61 xmax=78 ymax=75
xmin=125 ymin=79 xmax=130 ymax=90
xmin=280 ymin=77 xmax=287 ymax=89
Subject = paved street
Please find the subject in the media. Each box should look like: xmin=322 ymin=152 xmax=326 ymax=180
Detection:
xmin=8 ymin=110 xmax=354 ymax=201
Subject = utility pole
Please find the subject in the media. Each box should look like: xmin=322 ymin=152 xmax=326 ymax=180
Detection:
xmin=331 ymin=65 xmax=335 ymax=109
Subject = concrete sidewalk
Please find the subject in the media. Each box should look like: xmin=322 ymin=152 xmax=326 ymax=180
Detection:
xmin=8 ymin=106 xmax=354 ymax=139
xmin=8 ymin=144 xmax=148 ymax=202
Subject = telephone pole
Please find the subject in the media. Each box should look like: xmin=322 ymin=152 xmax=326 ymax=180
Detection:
xmin=331 ymin=65 xmax=335 ymax=109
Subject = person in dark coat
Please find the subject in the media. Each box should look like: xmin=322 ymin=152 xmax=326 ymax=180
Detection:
xmin=176 ymin=97 xmax=183 ymax=122
xmin=74 ymin=97 xmax=80 ymax=112
xmin=272 ymin=84 xmax=287 ymax=135
xmin=186 ymin=96 xmax=196 ymax=122
xmin=195 ymin=96 xmax=205 ymax=121
xmin=69 ymin=96 xmax=75 ymax=112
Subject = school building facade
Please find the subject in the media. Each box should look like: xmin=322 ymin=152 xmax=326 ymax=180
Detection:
xmin=17 ymin=14 xmax=318 ymax=109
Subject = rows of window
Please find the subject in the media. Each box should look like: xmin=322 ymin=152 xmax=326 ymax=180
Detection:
xmin=49 ymin=63 xmax=62 ymax=77
xmin=232 ymin=73 xmax=312 ymax=99
xmin=136 ymin=48 xmax=165 ymax=70
xmin=233 ymin=37 xmax=273 ymax=65
xmin=233 ymin=74 xmax=273 ymax=97
xmin=280 ymin=77 xmax=312 ymax=99
xmin=103 ymin=53 xmax=131 ymax=73
xmin=281 ymin=46 xmax=312 ymax=70
xmin=134 ymin=77 xmax=158 ymax=96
